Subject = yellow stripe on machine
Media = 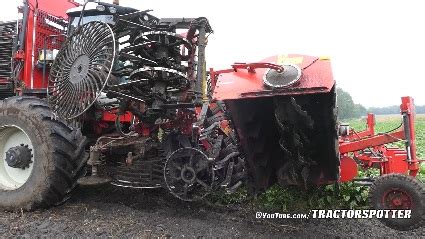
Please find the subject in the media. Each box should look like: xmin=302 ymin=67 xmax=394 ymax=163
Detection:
xmin=319 ymin=55 xmax=331 ymax=60
xmin=276 ymin=54 xmax=304 ymax=65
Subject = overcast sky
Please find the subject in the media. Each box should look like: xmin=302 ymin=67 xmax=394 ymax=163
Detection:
xmin=2 ymin=0 xmax=424 ymax=107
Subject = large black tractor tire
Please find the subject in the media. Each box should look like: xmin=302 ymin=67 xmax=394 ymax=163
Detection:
xmin=0 ymin=96 xmax=88 ymax=211
xmin=369 ymin=173 xmax=425 ymax=231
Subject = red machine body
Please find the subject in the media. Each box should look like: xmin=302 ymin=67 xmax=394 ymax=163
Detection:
xmin=211 ymin=54 xmax=334 ymax=101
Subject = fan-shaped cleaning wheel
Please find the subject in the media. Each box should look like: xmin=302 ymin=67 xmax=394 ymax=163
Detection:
xmin=48 ymin=21 xmax=116 ymax=119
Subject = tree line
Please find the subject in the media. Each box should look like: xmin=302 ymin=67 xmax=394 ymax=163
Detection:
xmin=336 ymin=88 xmax=425 ymax=119
xmin=368 ymin=105 xmax=425 ymax=115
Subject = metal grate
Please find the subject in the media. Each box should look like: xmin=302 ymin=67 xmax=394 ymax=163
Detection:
xmin=34 ymin=9 xmax=67 ymax=59
xmin=0 ymin=21 xmax=16 ymax=79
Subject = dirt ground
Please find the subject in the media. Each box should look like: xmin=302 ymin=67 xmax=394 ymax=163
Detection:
xmin=0 ymin=186 xmax=423 ymax=238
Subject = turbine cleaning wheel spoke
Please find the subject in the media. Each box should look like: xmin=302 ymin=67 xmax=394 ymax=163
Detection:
xmin=47 ymin=21 xmax=116 ymax=120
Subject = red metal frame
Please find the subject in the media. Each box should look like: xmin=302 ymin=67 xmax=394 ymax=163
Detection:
xmin=102 ymin=111 xmax=132 ymax=122
xmin=210 ymin=62 xmax=284 ymax=91
xmin=353 ymin=113 xmax=376 ymax=138
xmin=338 ymin=96 xmax=423 ymax=182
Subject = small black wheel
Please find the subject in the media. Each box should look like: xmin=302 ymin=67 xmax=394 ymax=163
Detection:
xmin=369 ymin=173 xmax=425 ymax=231
xmin=164 ymin=147 xmax=214 ymax=201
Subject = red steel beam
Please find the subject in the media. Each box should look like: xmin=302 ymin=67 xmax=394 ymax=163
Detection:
xmin=351 ymin=113 xmax=375 ymax=138
xmin=400 ymin=96 xmax=420 ymax=176
xmin=339 ymin=130 xmax=405 ymax=154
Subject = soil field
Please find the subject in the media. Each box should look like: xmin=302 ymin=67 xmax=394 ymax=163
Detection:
xmin=0 ymin=185 xmax=424 ymax=238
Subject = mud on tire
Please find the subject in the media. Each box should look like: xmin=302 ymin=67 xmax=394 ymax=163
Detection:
xmin=0 ymin=96 xmax=88 ymax=211
xmin=369 ymin=173 xmax=425 ymax=231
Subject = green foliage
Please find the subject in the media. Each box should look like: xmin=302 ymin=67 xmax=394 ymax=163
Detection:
xmin=368 ymin=105 xmax=401 ymax=115
xmin=336 ymin=88 xmax=354 ymax=120
xmin=369 ymin=105 xmax=425 ymax=115
xmin=207 ymin=188 xmax=248 ymax=205
xmin=254 ymin=185 xmax=310 ymax=211
xmin=420 ymin=164 xmax=425 ymax=183
xmin=337 ymin=88 xmax=367 ymax=120
xmin=320 ymin=182 xmax=369 ymax=209
xmin=353 ymin=104 xmax=367 ymax=119
xmin=252 ymin=182 xmax=369 ymax=212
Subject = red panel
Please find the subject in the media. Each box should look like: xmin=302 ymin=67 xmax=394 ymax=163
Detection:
xmin=28 ymin=0 xmax=79 ymax=19
xmin=23 ymin=6 xmax=35 ymax=89
xmin=102 ymin=111 xmax=132 ymax=122
xmin=339 ymin=156 xmax=358 ymax=182
xmin=212 ymin=54 xmax=335 ymax=101
xmin=385 ymin=148 xmax=408 ymax=174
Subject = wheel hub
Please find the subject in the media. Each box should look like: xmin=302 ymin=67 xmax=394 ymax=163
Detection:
xmin=164 ymin=147 xmax=214 ymax=201
xmin=383 ymin=189 xmax=412 ymax=209
xmin=69 ymin=54 xmax=90 ymax=84
xmin=263 ymin=64 xmax=302 ymax=88
xmin=181 ymin=166 xmax=196 ymax=183
xmin=5 ymin=144 xmax=32 ymax=169
xmin=392 ymin=198 xmax=402 ymax=206
xmin=0 ymin=125 xmax=35 ymax=190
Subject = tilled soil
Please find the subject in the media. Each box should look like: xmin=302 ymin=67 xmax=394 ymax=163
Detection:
xmin=0 ymin=186 xmax=423 ymax=238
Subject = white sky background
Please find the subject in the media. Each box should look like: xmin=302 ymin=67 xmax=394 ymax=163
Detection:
xmin=1 ymin=0 xmax=424 ymax=107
